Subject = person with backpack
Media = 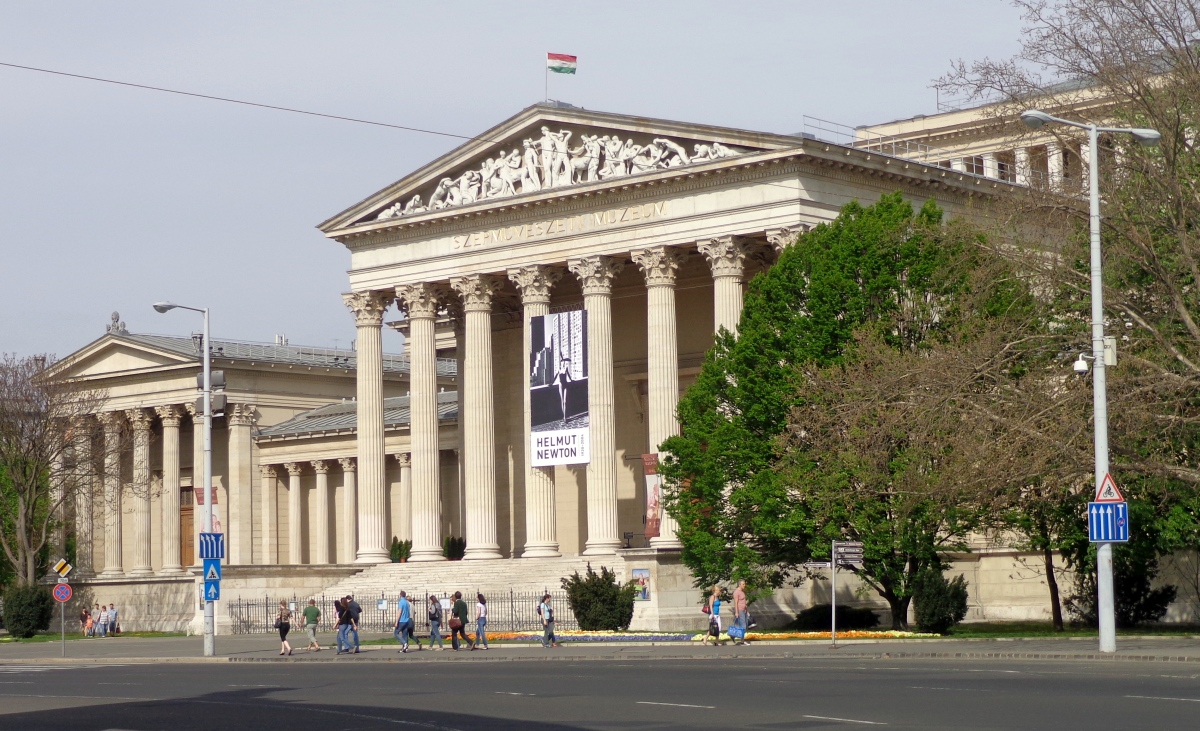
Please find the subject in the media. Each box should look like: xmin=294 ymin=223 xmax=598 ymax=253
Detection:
xmin=538 ymin=593 xmax=560 ymax=648
xmin=472 ymin=593 xmax=489 ymax=650
xmin=427 ymin=594 xmax=445 ymax=651
xmin=449 ymin=591 xmax=473 ymax=650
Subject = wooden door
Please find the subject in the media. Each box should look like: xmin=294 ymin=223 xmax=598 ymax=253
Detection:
xmin=180 ymin=506 xmax=194 ymax=566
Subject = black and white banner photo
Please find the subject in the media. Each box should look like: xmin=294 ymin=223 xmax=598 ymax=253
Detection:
xmin=529 ymin=309 xmax=590 ymax=466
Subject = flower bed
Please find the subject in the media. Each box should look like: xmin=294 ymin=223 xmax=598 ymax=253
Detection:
xmin=484 ymin=629 xmax=938 ymax=643
xmin=693 ymin=630 xmax=940 ymax=642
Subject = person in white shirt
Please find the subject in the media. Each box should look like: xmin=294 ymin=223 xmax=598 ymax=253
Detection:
xmin=96 ymin=606 xmax=109 ymax=638
xmin=472 ymin=593 xmax=489 ymax=650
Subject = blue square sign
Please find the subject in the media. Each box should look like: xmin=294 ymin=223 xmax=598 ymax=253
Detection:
xmin=203 ymin=559 xmax=222 ymax=583
xmin=1088 ymin=502 xmax=1130 ymax=543
xmin=204 ymin=580 xmax=221 ymax=601
xmin=199 ymin=532 xmax=225 ymax=560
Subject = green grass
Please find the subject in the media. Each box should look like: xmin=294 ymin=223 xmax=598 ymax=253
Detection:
xmin=0 ymin=631 xmax=186 ymax=643
xmin=945 ymin=622 xmax=1200 ymax=638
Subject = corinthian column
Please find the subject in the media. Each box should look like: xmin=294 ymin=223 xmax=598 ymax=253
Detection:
xmin=508 ymin=265 xmax=563 ymax=558
xmin=343 ymin=289 xmax=393 ymax=564
xmin=395 ymin=453 xmax=412 ymax=542
xmin=284 ymin=462 xmax=304 ymax=565
xmin=632 ymin=246 xmax=685 ymax=549
xmin=227 ymin=403 xmax=255 ymax=565
xmin=97 ymin=412 xmax=124 ymax=576
xmin=73 ymin=419 xmax=94 ymax=575
xmin=450 ymin=275 xmax=503 ymax=560
xmin=260 ymin=464 xmax=278 ymax=564
xmin=311 ymin=460 xmax=330 ymax=564
xmin=186 ymin=403 xmax=205 ymax=567
xmin=338 ymin=458 xmax=356 ymax=563
xmin=567 ymin=255 xmax=624 ymax=555
xmin=155 ymin=405 xmax=184 ymax=574
xmin=698 ymin=236 xmax=748 ymax=335
xmin=396 ymin=283 xmax=446 ymax=561
xmin=126 ymin=409 xmax=154 ymax=576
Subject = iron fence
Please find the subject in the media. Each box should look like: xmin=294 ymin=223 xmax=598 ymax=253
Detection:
xmin=226 ymin=588 xmax=577 ymax=635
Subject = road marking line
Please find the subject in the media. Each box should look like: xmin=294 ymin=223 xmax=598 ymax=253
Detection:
xmin=495 ymin=692 xmax=535 ymax=696
xmin=1126 ymin=694 xmax=1200 ymax=703
xmin=637 ymin=701 xmax=716 ymax=709
xmin=802 ymin=714 xmax=886 ymax=725
xmin=908 ymin=686 xmax=998 ymax=692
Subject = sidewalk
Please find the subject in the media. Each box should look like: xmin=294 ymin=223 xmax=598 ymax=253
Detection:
xmin=4 ymin=633 xmax=1200 ymax=664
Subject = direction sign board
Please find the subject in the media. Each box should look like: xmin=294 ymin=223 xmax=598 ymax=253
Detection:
xmin=203 ymin=559 xmax=222 ymax=583
xmin=52 ymin=583 xmax=73 ymax=603
xmin=198 ymin=532 xmax=225 ymax=560
xmin=1088 ymin=501 xmax=1130 ymax=542
xmin=204 ymin=580 xmax=221 ymax=601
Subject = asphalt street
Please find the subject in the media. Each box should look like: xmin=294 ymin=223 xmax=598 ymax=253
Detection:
xmin=0 ymin=655 xmax=1197 ymax=730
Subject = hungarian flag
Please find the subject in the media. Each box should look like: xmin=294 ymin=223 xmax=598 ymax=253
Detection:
xmin=547 ymin=53 xmax=577 ymax=74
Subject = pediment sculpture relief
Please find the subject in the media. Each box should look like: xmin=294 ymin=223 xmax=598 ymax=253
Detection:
xmin=374 ymin=127 xmax=746 ymax=221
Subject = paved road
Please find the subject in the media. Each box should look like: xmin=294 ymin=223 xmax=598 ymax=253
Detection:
xmin=0 ymin=655 xmax=1198 ymax=729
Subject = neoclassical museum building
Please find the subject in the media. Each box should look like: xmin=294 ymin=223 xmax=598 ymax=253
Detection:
xmin=50 ymin=100 xmax=1121 ymax=631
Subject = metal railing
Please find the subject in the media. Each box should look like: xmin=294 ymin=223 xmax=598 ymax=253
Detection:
xmin=226 ymin=588 xmax=577 ymax=635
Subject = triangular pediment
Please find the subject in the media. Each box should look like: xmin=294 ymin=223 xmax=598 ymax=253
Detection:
xmin=46 ymin=334 xmax=195 ymax=382
xmin=319 ymin=104 xmax=804 ymax=233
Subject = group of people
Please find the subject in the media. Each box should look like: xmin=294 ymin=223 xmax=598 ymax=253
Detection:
xmin=79 ymin=603 xmax=120 ymax=638
xmin=270 ymin=591 xmax=564 ymax=655
xmin=701 ymin=579 xmax=754 ymax=646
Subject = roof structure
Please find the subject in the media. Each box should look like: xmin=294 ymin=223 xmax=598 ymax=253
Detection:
xmin=256 ymin=392 xmax=459 ymax=440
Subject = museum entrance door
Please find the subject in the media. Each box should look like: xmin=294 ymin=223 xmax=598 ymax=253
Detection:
xmin=181 ymin=506 xmax=194 ymax=566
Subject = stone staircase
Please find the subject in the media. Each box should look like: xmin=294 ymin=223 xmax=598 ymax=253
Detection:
xmin=319 ymin=555 xmax=615 ymax=600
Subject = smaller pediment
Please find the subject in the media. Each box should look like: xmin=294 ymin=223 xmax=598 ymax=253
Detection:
xmin=47 ymin=334 xmax=195 ymax=382
xmin=320 ymin=104 xmax=804 ymax=233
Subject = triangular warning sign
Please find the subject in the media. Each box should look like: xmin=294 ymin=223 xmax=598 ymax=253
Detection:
xmin=205 ymin=565 xmax=220 ymax=581
xmin=1095 ymin=473 xmax=1125 ymax=502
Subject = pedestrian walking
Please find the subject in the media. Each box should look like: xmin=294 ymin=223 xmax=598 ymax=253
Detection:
xmin=82 ymin=608 xmax=93 ymax=637
xmin=449 ymin=591 xmax=473 ymax=650
xmin=108 ymin=604 xmax=120 ymax=636
xmin=96 ymin=604 xmax=110 ymax=638
xmin=303 ymin=599 xmax=322 ymax=651
xmin=472 ymin=593 xmax=489 ymax=650
xmin=346 ymin=595 xmax=362 ymax=653
xmin=394 ymin=591 xmax=421 ymax=653
xmin=275 ymin=600 xmax=293 ymax=655
xmin=538 ymin=593 xmax=560 ymax=648
xmin=703 ymin=585 xmax=722 ymax=646
xmin=335 ymin=598 xmax=355 ymax=655
xmin=427 ymin=594 xmax=445 ymax=651
xmin=731 ymin=579 xmax=750 ymax=644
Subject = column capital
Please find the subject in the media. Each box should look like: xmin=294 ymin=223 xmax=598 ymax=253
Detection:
xmin=632 ymin=246 xmax=685 ymax=286
xmin=343 ymin=289 xmax=394 ymax=327
xmin=393 ymin=452 xmax=412 ymax=468
xmin=228 ymin=403 xmax=257 ymax=427
xmin=568 ymin=255 xmax=624 ymax=295
xmin=311 ymin=460 xmax=330 ymax=474
xmin=766 ymin=226 xmax=804 ymax=253
xmin=283 ymin=461 xmax=304 ymax=477
xmin=260 ymin=464 xmax=277 ymax=480
xmin=338 ymin=457 xmax=356 ymax=472
xmin=154 ymin=404 xmax=183 ymax=427
xmin=97 ymin=411 xmax=124 ymax=430
xmin=184 ymin=402 xmax=203 ymax=424
xmin=396 ymin=282 xmax=446 ymax=319
xmin=507 ymin=265 xmax=563 ymax=305
xmin=697 ymin=235 xmax=749 ymax=278
xmin=449 ymin=274 xmax=503 ymax=313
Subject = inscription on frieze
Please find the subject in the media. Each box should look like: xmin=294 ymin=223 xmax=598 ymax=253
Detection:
xmin=452 ymin=201 xmax=670 ymax=251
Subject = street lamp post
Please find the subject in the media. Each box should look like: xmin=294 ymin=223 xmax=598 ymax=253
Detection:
xmin=153 ymin=301 xmax=214 ymax=657
xmin=1019 ymin=110 xmax=1160 ymax=653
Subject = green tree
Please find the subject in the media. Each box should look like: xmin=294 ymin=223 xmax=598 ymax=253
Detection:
xmin=561 ymin=564 xmax=636 ymax=631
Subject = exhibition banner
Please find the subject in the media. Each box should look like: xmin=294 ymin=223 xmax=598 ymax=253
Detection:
xmin=642 ymin=453 xmax=662 ymax=539
xmin=530 ymin=309 xmax=590 ymax=466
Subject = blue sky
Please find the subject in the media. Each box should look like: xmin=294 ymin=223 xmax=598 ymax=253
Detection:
xmin=0 ymin=1 xmax=1024 ymax=357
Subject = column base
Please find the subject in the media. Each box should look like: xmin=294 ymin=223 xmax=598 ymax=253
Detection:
xmin=648 ymin=537 xmax=683 ymax=550
xmin=355 ymin=549 xmax=391 ymax=564
xmin=408 ymin=549 xmax=447 ymax=562
xmin=127 ymin=568 xmax=154 ymax=577
xmin=157 ymin=567 xmax=187 ymax=576
xmin=463 ymin=546 xmax=503 ymax=560
xmin=97 ymin=569 xmax=124 ymax=578
xmin=522 ymin=543 xmax=561 ymax=558
xmin=583 ymin=541 xmax=622 ymax=556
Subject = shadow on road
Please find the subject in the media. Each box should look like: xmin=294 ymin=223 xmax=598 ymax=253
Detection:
xmin=2 ymin=686 xmax=600 ymax=731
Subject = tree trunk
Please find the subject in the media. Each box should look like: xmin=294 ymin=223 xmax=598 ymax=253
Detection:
xmin=886 ymin=594 xmax=910 ymax=630
xmin=1042 ymin=544 xmax=1064 ymax=632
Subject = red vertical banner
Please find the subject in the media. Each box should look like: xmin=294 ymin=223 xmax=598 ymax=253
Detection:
xmin=642 ymin=453 xmax=662 ymax=539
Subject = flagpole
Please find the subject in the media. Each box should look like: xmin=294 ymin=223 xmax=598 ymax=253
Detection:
xmin=544 ymin=63 xmax=548 ymax=102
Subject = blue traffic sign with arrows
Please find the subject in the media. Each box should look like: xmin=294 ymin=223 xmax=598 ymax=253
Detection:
xmin=1088 ymin=501 xmax=1130 ymax=543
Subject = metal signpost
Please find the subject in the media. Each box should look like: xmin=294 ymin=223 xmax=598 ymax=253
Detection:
xmin=829 ymin=541 xmax=864 ymax=648
xmin=51 ymin=559 xmax=73 ymax=658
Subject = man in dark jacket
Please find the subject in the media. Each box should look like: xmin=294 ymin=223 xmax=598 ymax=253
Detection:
xmin=450 ymin=591 xmax=473 ymax=651
xmin=346 ymin=595 xmax=362 ymax=653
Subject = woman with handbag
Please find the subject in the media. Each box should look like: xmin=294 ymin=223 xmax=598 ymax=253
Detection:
xmin=275 ymin=600 xmax=293 ymax=655
xmin=449 ymin=591 xmax=473 ymax=651
xmin=702 ymin=585 xmax=722 ymax=646
xmin=427 ymin=595 xmax=445 ymax=651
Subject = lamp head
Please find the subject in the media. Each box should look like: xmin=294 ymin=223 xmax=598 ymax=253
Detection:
xmin=1020 ymin=109 xmax=1055 ymax=129
xmin=1130 ymin=128 xmax=1161 ymax=146
xmin=152 ymin=302 xmax=177 ymax=314
xmin=1073 ymin=354 xmax=1091 ymax=374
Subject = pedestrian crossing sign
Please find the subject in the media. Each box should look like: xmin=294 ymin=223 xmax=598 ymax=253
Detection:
xmin=203 ymin=558 xmax=221 ymax=582
xmin=1095 ymin=473 xmax=1124 ymax=502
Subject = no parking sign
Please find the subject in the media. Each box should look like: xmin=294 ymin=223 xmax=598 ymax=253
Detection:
xmin=52 ymin=583 xmax=73 ymax=603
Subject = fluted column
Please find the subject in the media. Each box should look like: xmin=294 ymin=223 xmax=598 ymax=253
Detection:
xmin=395 ymin=453 xmax=412 ymax=542
xmin=633 ymin=246 xmax=685 ymax=549
xmin=311 ymin=460 xmax=330 ymax=564
xmin=186 ymin=404 xmax=206 ymax=567
xmin=1015 ymin=146 xmax=1031 ymax=186
xmin=155 ymin=405 xmax=184 ymax=574
xmin=97 ymin=412 xmax=124 ymax=576
xmin=227 ymin=403 xmax=255 ymax=565
xmin=338 ymin=458 xmax=356 ymax=564
xmin=450 ymin=275 xmax=503 ymax=560
xmin=285 ymin=462 xmax=304 ymax=565
xmin=343 ymin=289 xmax=393 ymax=564
xmin=397 ymin=283 xmax=446 ymax=561
xmin=698 ymin=236 xmax=748 ymax=335
xmin=982 ymin=152 xmax=999 ymax=180
xmin=1047 ymin=140 xmax=1064 ymax=189
xmin=508 ymin=266 xmax=563 ymax=557
xmin=568 ymin=255 xmax=623 ymax=555
xmin=260 ymin=464 xmax=278 ymax=564
xmin=126 ymin=409 xmax=154 ymax=575
xmin=72 ymin=419 xmax=94 ymax=574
